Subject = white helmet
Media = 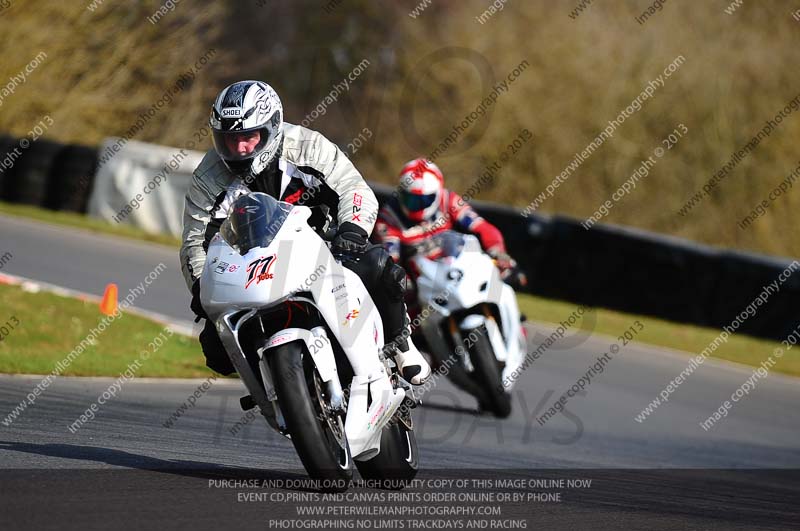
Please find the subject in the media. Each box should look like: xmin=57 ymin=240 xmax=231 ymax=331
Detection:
xmin=210 ymin=80 xmax=283 ymax=175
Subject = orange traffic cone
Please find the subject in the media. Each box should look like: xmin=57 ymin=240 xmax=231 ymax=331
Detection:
xmin=100 ymin=283 xmax=118 ymax=316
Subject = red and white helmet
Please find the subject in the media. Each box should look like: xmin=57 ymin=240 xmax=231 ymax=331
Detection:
xmin=397 ymin=158 xmax=444 ymax=222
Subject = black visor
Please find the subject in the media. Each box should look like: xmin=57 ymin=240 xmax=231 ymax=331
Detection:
xmin=400 ymin=190 xmax=437 ymax=212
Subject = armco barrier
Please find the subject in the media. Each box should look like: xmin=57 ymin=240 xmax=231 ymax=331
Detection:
xmin=711 ymin=250 xmax=800 ymax=340
xmin=535 ymin=216 xmax=719 ymax=326
xmin=479 ymin=210 xmax=798 ymax=342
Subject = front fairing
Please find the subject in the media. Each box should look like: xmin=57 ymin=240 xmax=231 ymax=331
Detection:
xmin=200 ymin=206 xmax=385 ymax=356
xmin=413 ymin=234 xmax=502 ymax=311
xmin=201 ymin=207 xmax=323 ymax=316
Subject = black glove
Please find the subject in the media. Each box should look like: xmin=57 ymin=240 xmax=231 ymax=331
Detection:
xmin=503 ymin=264 xmax=528 ymax=290
xmin=190 ymin=279 xmax=207 ymax=321
xmin=330 ymin=222 xmax=369 ymax=258
xmin=489 ymin=249 xmax=528 ymax=289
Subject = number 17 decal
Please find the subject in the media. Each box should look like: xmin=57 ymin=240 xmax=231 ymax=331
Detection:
xmin=245 ymin=255 xmax=276 ymax=289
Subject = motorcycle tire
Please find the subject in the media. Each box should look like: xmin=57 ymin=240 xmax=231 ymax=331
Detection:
xmin=355 ymin=419 xmax=419 ymax=487
xmin=271 ymin=341 xmax=353 ymax=486
xmin=467 ymin=325 xmax=512 ymax=418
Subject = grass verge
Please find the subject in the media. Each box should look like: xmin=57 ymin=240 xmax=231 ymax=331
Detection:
xmin=517 ymin=293 xmax=799 ymax=378
xmin=0 ymin=201 xmax=181 ymax=248
xmin=0 ymin=283 xmax=208 ymax=378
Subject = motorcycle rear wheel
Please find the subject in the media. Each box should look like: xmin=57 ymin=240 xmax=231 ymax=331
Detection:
xmin=355 ymin=416 xmax=419 ymax=488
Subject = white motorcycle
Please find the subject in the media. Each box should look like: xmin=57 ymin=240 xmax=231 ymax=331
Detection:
xmin=410 ymin=231 xmax=527 ymax=418
xmin=201 ymin=192 xmax=418 ymax=487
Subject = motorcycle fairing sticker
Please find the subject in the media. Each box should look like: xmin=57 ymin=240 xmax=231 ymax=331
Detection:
xmin=342 ymin=309 xmax=360 ymax=326
xmin=245 ymin=255 xmax=276 ymax=289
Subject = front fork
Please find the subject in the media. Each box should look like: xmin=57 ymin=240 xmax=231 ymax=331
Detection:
xmin=259 ymin=326 xmax=345 ymax=436
xmin=448 ymin=316 xmax=475 ymax=372
xmin=449 ymin=304 xmax=495 ymax=370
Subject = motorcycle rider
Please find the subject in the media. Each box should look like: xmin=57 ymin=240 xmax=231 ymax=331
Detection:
xmin=180 ymin=80 xmax=431 ymax=385
xmin=373 ymin=158 xmax=527 ymax=303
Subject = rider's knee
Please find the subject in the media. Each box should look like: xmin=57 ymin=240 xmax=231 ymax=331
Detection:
xmin=365 ymin=245 xmax=406 ymax=301
xmin=381 ymin=259 xmax=406 ymax=300
xmin=342 ymin=245 xmax=407 ymax=302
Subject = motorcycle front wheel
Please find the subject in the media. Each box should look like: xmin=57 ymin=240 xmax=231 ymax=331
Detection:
xmin=466 ymin=325 xmax=512 ymax=418
xmin=271 ymin=341 xmax=352 ymax=488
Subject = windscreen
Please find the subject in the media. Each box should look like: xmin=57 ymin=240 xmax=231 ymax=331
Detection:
xmin=220 ymin=192 xmax=293 ymax=255
xmin=426 ymin=231 xmax=466 ymax=259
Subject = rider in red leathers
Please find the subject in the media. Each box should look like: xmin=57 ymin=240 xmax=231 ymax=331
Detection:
xmin=373 ymin=158 xmax=527 ymax=319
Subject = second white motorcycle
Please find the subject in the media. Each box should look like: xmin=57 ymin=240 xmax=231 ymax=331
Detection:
xmin=410 ymin=231 xmax=527 ymax=418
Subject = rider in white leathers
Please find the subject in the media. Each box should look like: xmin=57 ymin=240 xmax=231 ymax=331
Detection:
xmin=180 ymin=80 xmax=431 ymax=385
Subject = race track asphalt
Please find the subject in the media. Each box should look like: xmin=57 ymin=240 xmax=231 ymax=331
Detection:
xmin=1 ymin=214 xmax=798 ymax=529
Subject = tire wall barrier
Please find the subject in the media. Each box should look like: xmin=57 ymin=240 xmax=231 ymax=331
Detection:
xmin=48 ymin=145 xmax=98 ymax=212
xmin=1 ymin=135 xmax=797 ymax=341
xmin=0 ymin=135 xmax=99 ymax=212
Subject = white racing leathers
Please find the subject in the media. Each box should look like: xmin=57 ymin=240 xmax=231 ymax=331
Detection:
xmin=180 ymin=122 xmax=379 ymax=290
